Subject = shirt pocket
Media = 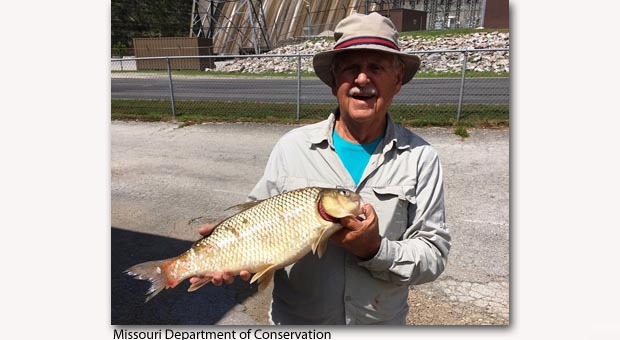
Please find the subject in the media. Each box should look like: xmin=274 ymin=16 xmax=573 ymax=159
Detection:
xmin=370 ymin=186 xmax=416 ymax=240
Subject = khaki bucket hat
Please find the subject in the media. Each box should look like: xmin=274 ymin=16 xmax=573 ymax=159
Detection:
xmin=313 ymin=12 xmax=421 ymax=87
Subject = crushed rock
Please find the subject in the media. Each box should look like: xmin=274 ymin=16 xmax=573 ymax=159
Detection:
xmin=213 ymin=32 xmax=509 ymax=74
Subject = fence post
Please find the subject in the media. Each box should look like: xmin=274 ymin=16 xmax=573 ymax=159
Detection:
xmin=296 ymin=51 xmax=301 ymax=120
xmin=166 ymin=57 xmax=177 ymax=118
xmin=456 ymin=50 xmax=468 ymax=121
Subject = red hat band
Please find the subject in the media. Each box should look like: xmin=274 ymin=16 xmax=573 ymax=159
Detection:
xmin=334 ymin=36 xmax=400 ymax=51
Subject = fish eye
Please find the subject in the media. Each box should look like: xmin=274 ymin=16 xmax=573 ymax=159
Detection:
xmin=340 ymin=190 xmax=349 ymax=196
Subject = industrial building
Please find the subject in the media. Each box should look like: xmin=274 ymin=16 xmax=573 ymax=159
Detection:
xmin=188 ymin=0 xmax=508 ymax=54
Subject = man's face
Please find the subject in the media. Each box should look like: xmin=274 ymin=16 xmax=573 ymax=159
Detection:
xmin=332 ymin=50 xmax=404 ymax=124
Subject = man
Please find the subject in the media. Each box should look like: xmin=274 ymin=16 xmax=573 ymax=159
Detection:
xmin=194 ymin=12 xmax=451 ymax=325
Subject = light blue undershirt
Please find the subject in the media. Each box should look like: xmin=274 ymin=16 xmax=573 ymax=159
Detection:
xmin=332 ymin=130 xmax=383 ymax=185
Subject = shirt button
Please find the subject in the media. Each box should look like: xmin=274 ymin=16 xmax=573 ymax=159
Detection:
xmin=345 ymin=295 xmax=352 ymax=302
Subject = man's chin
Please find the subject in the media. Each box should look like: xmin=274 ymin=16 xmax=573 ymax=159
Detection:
xmin=344 ymin=109 xmax=382 ymax=122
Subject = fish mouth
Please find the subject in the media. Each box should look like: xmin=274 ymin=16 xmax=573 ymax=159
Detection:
xmin=355 ymin=198 xmax=365 ymax=218
xmin=317 ymin=199 xmax=341 ymax=223
xmin=316 ymin=194 xmax=365 ymax=222
xmin=347 ymin=192 xmax=365 ymax=218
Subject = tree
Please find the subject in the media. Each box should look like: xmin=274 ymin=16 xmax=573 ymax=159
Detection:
xmin=111 ymin=0 xmax=193 ymax=50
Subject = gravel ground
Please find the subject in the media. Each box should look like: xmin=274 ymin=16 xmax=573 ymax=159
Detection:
xmin=111 ymin=121 xmax=509 ymax=325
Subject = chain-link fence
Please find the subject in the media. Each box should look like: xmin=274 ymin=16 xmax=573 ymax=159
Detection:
xmin=111 ymin=48 xmax=509 ymax=126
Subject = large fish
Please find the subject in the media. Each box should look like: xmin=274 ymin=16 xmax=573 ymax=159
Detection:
xmin=125 ymin=187 xmax=363 ymax=302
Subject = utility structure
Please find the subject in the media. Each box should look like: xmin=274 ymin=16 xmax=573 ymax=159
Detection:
xmin=190 ymin=0 xmax=489 ymax=55
xmin=190 ymin=0 xmax=271 ymax=54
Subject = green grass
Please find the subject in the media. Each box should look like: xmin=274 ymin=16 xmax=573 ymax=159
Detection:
xmin=454 ymin=126 xmax=470 ymax=138
xmin=112 ymin=99 xmax=509 ymax=128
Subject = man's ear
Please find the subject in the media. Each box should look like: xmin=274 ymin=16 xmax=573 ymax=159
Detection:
xmin=396 ymin=64 xmax=404 ymax=85
xmin=394 ymin=64 xmax=404 ymax=92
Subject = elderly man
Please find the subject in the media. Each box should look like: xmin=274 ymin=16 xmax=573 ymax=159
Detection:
xmin=196 ymin=12 xmax=451 ymax=325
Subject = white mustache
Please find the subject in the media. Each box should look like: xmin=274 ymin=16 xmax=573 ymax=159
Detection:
xmin=348 ymin=87 xmax=377 ymax=97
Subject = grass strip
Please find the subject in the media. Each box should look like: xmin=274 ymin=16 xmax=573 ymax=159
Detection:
xmin=112 ymin=99 xmax=508 ymax=128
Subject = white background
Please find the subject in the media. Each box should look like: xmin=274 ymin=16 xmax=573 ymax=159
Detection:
xmin=1 ymin=1 xmax=619 ymax=339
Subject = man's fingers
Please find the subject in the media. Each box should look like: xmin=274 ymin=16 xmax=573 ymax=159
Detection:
xmin=190 ymin=270 xmax=251 ymax=287
xmin=361 ymin=203 xmax=376 ymax=219
xmin=329 ymin=203 xmax=381 ymax=259
xmin=222 ymin=271 xmax=235 ymax=285
xmin=211 ymin=271 xmax=235 ymax=285
xmin=240 ymin=270 xmax=252 ymax=281
xmin=189 ymin=276 xmax=203 ymax=284
xmin=330 ymin=228 xmax=349 ymax=244
xmin=339 ymin=215 xmax=363 ymax=231
xmin=211 ymin=274 xmax=223 ymax=286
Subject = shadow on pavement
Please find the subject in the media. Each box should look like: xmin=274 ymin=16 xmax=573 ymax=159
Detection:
xmin=111 ymin=227 xmax=258 ymax=325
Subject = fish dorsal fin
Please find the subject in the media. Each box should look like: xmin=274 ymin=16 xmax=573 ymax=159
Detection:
xmin=224 ymin=200 xmax=263 ymax=213
xmin=250 ymin=264 xmax=277 ymax=291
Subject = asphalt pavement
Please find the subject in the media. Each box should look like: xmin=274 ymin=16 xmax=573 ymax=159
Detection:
xmin=110 ymin=76 xmax=509 ymax=104
xmin=111 ymin=121 xmax=509 ymax=325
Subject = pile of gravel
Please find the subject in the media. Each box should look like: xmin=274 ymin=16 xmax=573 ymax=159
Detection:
xmin=213 ymin=31 xmax=509 ymax=74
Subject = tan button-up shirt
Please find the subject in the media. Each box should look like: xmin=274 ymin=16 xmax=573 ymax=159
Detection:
xmin=248 ymin=112 xmax=451 ymax=325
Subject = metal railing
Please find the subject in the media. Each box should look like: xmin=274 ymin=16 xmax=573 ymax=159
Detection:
xmin=111 ymin=48 xmax=509 ymax=123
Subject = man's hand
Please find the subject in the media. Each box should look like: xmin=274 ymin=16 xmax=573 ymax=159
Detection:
xmin=330 ymin=203 xmax=382 ymax=261
xmin=188 ymin=224 xmax=252 ymax=286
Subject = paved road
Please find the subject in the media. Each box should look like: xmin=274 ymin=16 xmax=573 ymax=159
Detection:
xmin=111 ymin=76 xmax=509 ymax=104
xmin=111 ymin=121 xmax=509 ymax=325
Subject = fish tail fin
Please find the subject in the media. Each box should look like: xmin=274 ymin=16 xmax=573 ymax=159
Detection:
xmin=125 ymin=258 xmax=177 ymax=302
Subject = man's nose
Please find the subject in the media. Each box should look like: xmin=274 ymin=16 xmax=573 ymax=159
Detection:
xmin=354 ymin=71 xmax=370 ymax=87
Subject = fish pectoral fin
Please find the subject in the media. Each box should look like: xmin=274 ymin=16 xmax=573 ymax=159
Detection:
xmin=250 ymin=264 xmax=278 ymax=291
xmin=224 ymin=200 xmax=263 ymax=212
xmin=312 ymin=226 xmax=335 ymax=259
xmin=187 ymin=276 xmax=213 ymax=292
xmin=258 ymin=270 xmax=274 ymax=292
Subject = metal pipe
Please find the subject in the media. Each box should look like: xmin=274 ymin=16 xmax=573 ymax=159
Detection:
xmin=456 ymin=50 xmax=468 ymax=121
xmin=247 ymin=0 xmax=259 ymax=54
xmin=166 ymin=57 xmax=177 ymax=118
xmin=296 ymin=50 xmax=301 ymax=120
xmin=304 ymin=1 xmax=311 ymax=38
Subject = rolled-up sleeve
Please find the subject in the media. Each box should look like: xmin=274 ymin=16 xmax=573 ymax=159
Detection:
xmin=358 ymin=146 xmax=451 ymax=285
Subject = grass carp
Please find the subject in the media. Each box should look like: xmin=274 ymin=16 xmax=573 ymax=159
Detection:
xmin=125 ymin=187 xmax=363 ymax=302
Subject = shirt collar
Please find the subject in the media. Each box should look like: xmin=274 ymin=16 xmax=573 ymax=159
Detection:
xmin=381 ymin=113 xmax=411 ymax=153
xmin=308 ymin=109 xmax=338 ymax=148
xmin=309 ymin=108 xmax=410 ymax=152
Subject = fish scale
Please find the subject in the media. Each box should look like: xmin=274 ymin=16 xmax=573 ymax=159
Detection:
xmin=125 ymin=187 xmax=363 ymax=302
